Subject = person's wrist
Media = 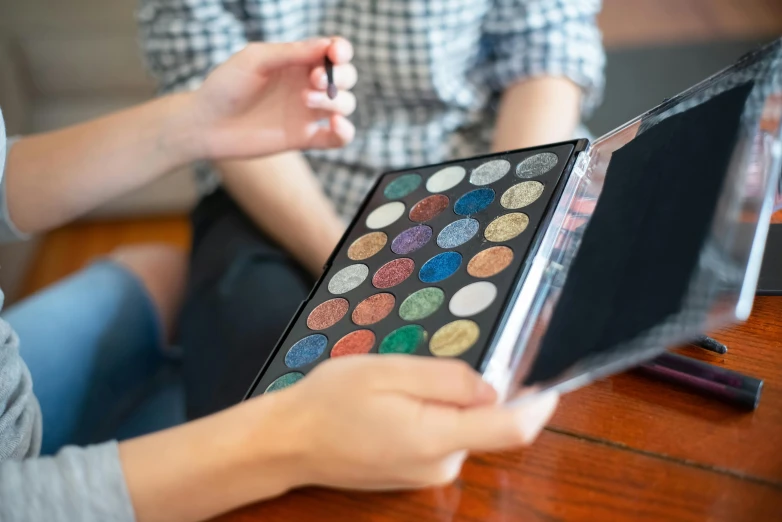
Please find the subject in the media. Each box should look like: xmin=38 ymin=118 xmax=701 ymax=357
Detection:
xmin=158 ymin=91 xmax=205 ymax=167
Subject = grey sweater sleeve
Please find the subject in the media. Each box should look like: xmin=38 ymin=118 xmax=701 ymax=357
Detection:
xmin=0 ymin=110 xmax=137 ymax=521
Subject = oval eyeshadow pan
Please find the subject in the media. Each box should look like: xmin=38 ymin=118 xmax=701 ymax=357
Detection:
xmin=391 ymin=225 xmax=433 ymax=255
xmin=307 ymin=298 xmax=349 ymax=330
xmin=373 ymin=258 xmax=415 ymax=289
xmin=449 ymin=282 xmax=498 ymax=317
xmin=437 ymin=218 xmax=479 ymax=249
xmin=501 ymin=182 xmax=545 ymax=210
xmin=454 ymin=188 xmax=495 ymax=216
xmin=426 ymin=166 xmax=466 ymax=193
xmin=470 ymin=159 xmax=511 ymax=186
xmin=348 ymin=232 xmax=387 ymax=261
xmin=399 ymin=287 xmax=445 ymax=321
xmin=328 ymin=264 xmax=369 ymax=295
xmin=352 ymin=293 xmax=396 ymax=326
xmin=266 ymin=372 xmax=304 ymax=393
xmin=467 ymin=246 xmax=514 ymax=278
xmin=419 ymin=252 xmax=462 ymax=283
xmin=409 ymin=195 xmax=450 ymax=222
xmin=379 ymin=325 xmax=428 ymax=354
xmin=430 ymin=320 xmax=480 ymax=357
xmin=331 ymin=330 xmax=376 ymax=357
xmin=485 ymin=213 xmax=529 ymax=242
xmin=517 ymin=152 xmax=559 ymax=179
xmin=366 ymin=202 xmax=406 ymax=229
xmin=285 ymin=335 xmax=327 ymax=368
xmin=384 ymin=173 xmax=422 ymax=199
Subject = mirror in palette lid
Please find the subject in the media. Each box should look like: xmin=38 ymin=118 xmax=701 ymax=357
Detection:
xmin=491 ymin=37 xmax=782 ymax=402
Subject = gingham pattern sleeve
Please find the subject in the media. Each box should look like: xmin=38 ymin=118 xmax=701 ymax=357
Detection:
xmin=481 ymin=0 xmax=606 ymax=116
xmin=137 ymin=0 xmax=250 ymax=93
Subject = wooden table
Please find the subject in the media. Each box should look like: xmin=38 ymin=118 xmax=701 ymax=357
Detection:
xmin=216 ymin=296 xmax=782 ymax=521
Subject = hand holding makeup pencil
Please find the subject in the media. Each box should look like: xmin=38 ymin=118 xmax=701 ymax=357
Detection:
xmin=182 ymin=37 xmax=357 ymax=161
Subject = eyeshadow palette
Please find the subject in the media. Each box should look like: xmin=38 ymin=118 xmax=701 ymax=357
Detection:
xmin=248 ymin=142 xmax=584 ymax=395
xmin=247 ymin=38 xmax=782 ymax=402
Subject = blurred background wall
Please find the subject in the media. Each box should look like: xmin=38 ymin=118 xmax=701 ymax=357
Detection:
xmin=0 ymin=0 xmax=780 ymax=301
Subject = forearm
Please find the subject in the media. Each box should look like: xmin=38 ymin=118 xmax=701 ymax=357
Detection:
xmin=492 ymin=77 xmax=583 ymax=153
xmin=121 ymin=397 xmax=304 ymax=522
xmin=5 ymin=93 xmax=198 ymax=235
xmin=219 ymin=152 xmax=345 ymax=276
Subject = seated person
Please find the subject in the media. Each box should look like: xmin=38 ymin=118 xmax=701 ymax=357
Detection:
xmin=0 ymin=38 xmax=559 ymax=522
xmin=138 ymin=0 xmax=606 ymax=418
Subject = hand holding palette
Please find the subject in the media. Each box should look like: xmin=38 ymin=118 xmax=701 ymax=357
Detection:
xmin=247 ymin=38 xmax=782 ymax=403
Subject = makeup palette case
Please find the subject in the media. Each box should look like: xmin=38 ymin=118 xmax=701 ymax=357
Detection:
xmin=246 ymin=38 xmax=782 ymax=403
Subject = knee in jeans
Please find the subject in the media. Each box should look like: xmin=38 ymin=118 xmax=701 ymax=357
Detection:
xmin=109 ymin=243 xmax=188 ymax=339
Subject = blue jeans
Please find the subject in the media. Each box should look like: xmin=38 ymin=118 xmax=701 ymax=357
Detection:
xmin=2 ymin=260 xmax=186 ymax=455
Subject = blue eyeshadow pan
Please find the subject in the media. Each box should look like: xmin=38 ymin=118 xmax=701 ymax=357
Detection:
xmin=285 ymin=334 xmax=328 ymax=368
xmin=419 ymin=252 xmax=463 ymax=283
xmin=454 ymin=188 xmax=495 ymax=215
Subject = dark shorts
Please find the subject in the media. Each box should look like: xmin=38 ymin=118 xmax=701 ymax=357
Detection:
xmin=181 ymin=188 xmax=315 ymax=419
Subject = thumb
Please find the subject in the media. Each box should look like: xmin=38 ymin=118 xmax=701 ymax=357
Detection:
xmin=241 ymin=38 xmax=331 ymax=73
xmin=443 ymin=391 xmax=560 ymax=453
xmin=375 ymin=356 xmax=498 ymax=407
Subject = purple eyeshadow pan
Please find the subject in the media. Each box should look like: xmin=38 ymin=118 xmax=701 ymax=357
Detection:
xmin=391 ymin=225 xmax=433 ymax=255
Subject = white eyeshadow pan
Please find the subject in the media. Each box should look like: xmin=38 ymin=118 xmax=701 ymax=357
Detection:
xmin=426 ymin=166 xmax=466 ymax=193
xmin=449 ymin=282 xmax=498 ymax=317
xmin=366 ymin=202 xmax=406 ymax=229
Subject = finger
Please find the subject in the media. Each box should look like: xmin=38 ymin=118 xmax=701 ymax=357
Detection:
xmin=310 ymin=63 xmax=358 ymax=91
xmin=242 ymin=38 xmax=331 ymax=73
xmin=306 ymin=114 xmax=355 ymax=149
xmin=444 ymin=391 xmax=559 ymax=453
xmin=327 ymin=36 xmax=354 ymax=64
xmin=375 ymin=356 xmax=498 ymax=407
xmin=305 ymin=90 xmax=357 ymax=116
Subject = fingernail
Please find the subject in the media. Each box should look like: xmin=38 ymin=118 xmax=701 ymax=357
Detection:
xmin=319 ymin=73 xmax=329 ymax=89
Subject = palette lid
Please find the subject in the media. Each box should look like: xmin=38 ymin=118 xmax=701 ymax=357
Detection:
xmin=495 ymin=38 xmax=782 ymax=398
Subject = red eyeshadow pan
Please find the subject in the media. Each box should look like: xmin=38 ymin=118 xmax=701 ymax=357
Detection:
xmin=409 ymin=195 xmax=450 ymax=223
xmin=331 ymin=330 xmax=376 ymax=357
xmin=372 ymin=258 xmax=415 ymax=289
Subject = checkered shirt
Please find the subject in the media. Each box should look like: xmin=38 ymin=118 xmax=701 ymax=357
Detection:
xmin=138 ymin=0 xmax=606 ymax=219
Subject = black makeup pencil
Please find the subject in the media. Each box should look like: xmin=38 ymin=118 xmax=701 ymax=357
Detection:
xmin=325 ymin=56 xmax=337 ymax=100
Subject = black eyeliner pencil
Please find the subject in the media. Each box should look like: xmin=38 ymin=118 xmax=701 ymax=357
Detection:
xmin=325 ymin=56 xmax=337 ymax=100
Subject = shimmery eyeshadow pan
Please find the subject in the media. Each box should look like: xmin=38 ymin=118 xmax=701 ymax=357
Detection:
xmin=249 ymin=141 xmax=578 ymax=397
xmin=348 ymin=232 xmax=387 ymax=261
xmin=379 ymin=325 xmax=427 ymax=354
xmin=399 ymin=287 xmax=445 ymax=321
xmin=307 ymin=298 xmax=349 ymax=330
xmin=332 ymin=330 xmax=376 ymax=357
xmin=266 ymin=372 xmax=304 ymax=393
xmin=285 ymin=335 xmax=327 ymax=368
xmin=409 ymin=195 xmax=449 ymax=223
xmin=352 ymin=293 xmax=396 ymax=326
xmin=501 ymin=182 xmax=545 ymax=210
xmin=420 ymin=252 xmax=462 ymax=283
xmin=384 ymin=173 xmax=421 ymax=199
xmin=517 ymin=153 xmax=558 ymax=179
xmin=454 ymin=188 xmax=495 ymax=215
xmin=430 ymin=320 xmax=480 ymax=357
xmin=373 ymin=258 xmax=415 ymax=289
xmin=391 ymin=225 xmax=432 ymax=255
xmin=467 ymin=247 xmax=514 ymax=278
xmin=328 ymin=264 xmax=369 ymax=295
xmin=485 ymin=213 xmax=529 ymax=242
xmin=437 ymin=218 xmax=479 ymax=249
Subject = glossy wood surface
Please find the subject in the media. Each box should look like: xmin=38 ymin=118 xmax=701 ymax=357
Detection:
xmin=212 ymin=296 xmax=782 ymax=522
